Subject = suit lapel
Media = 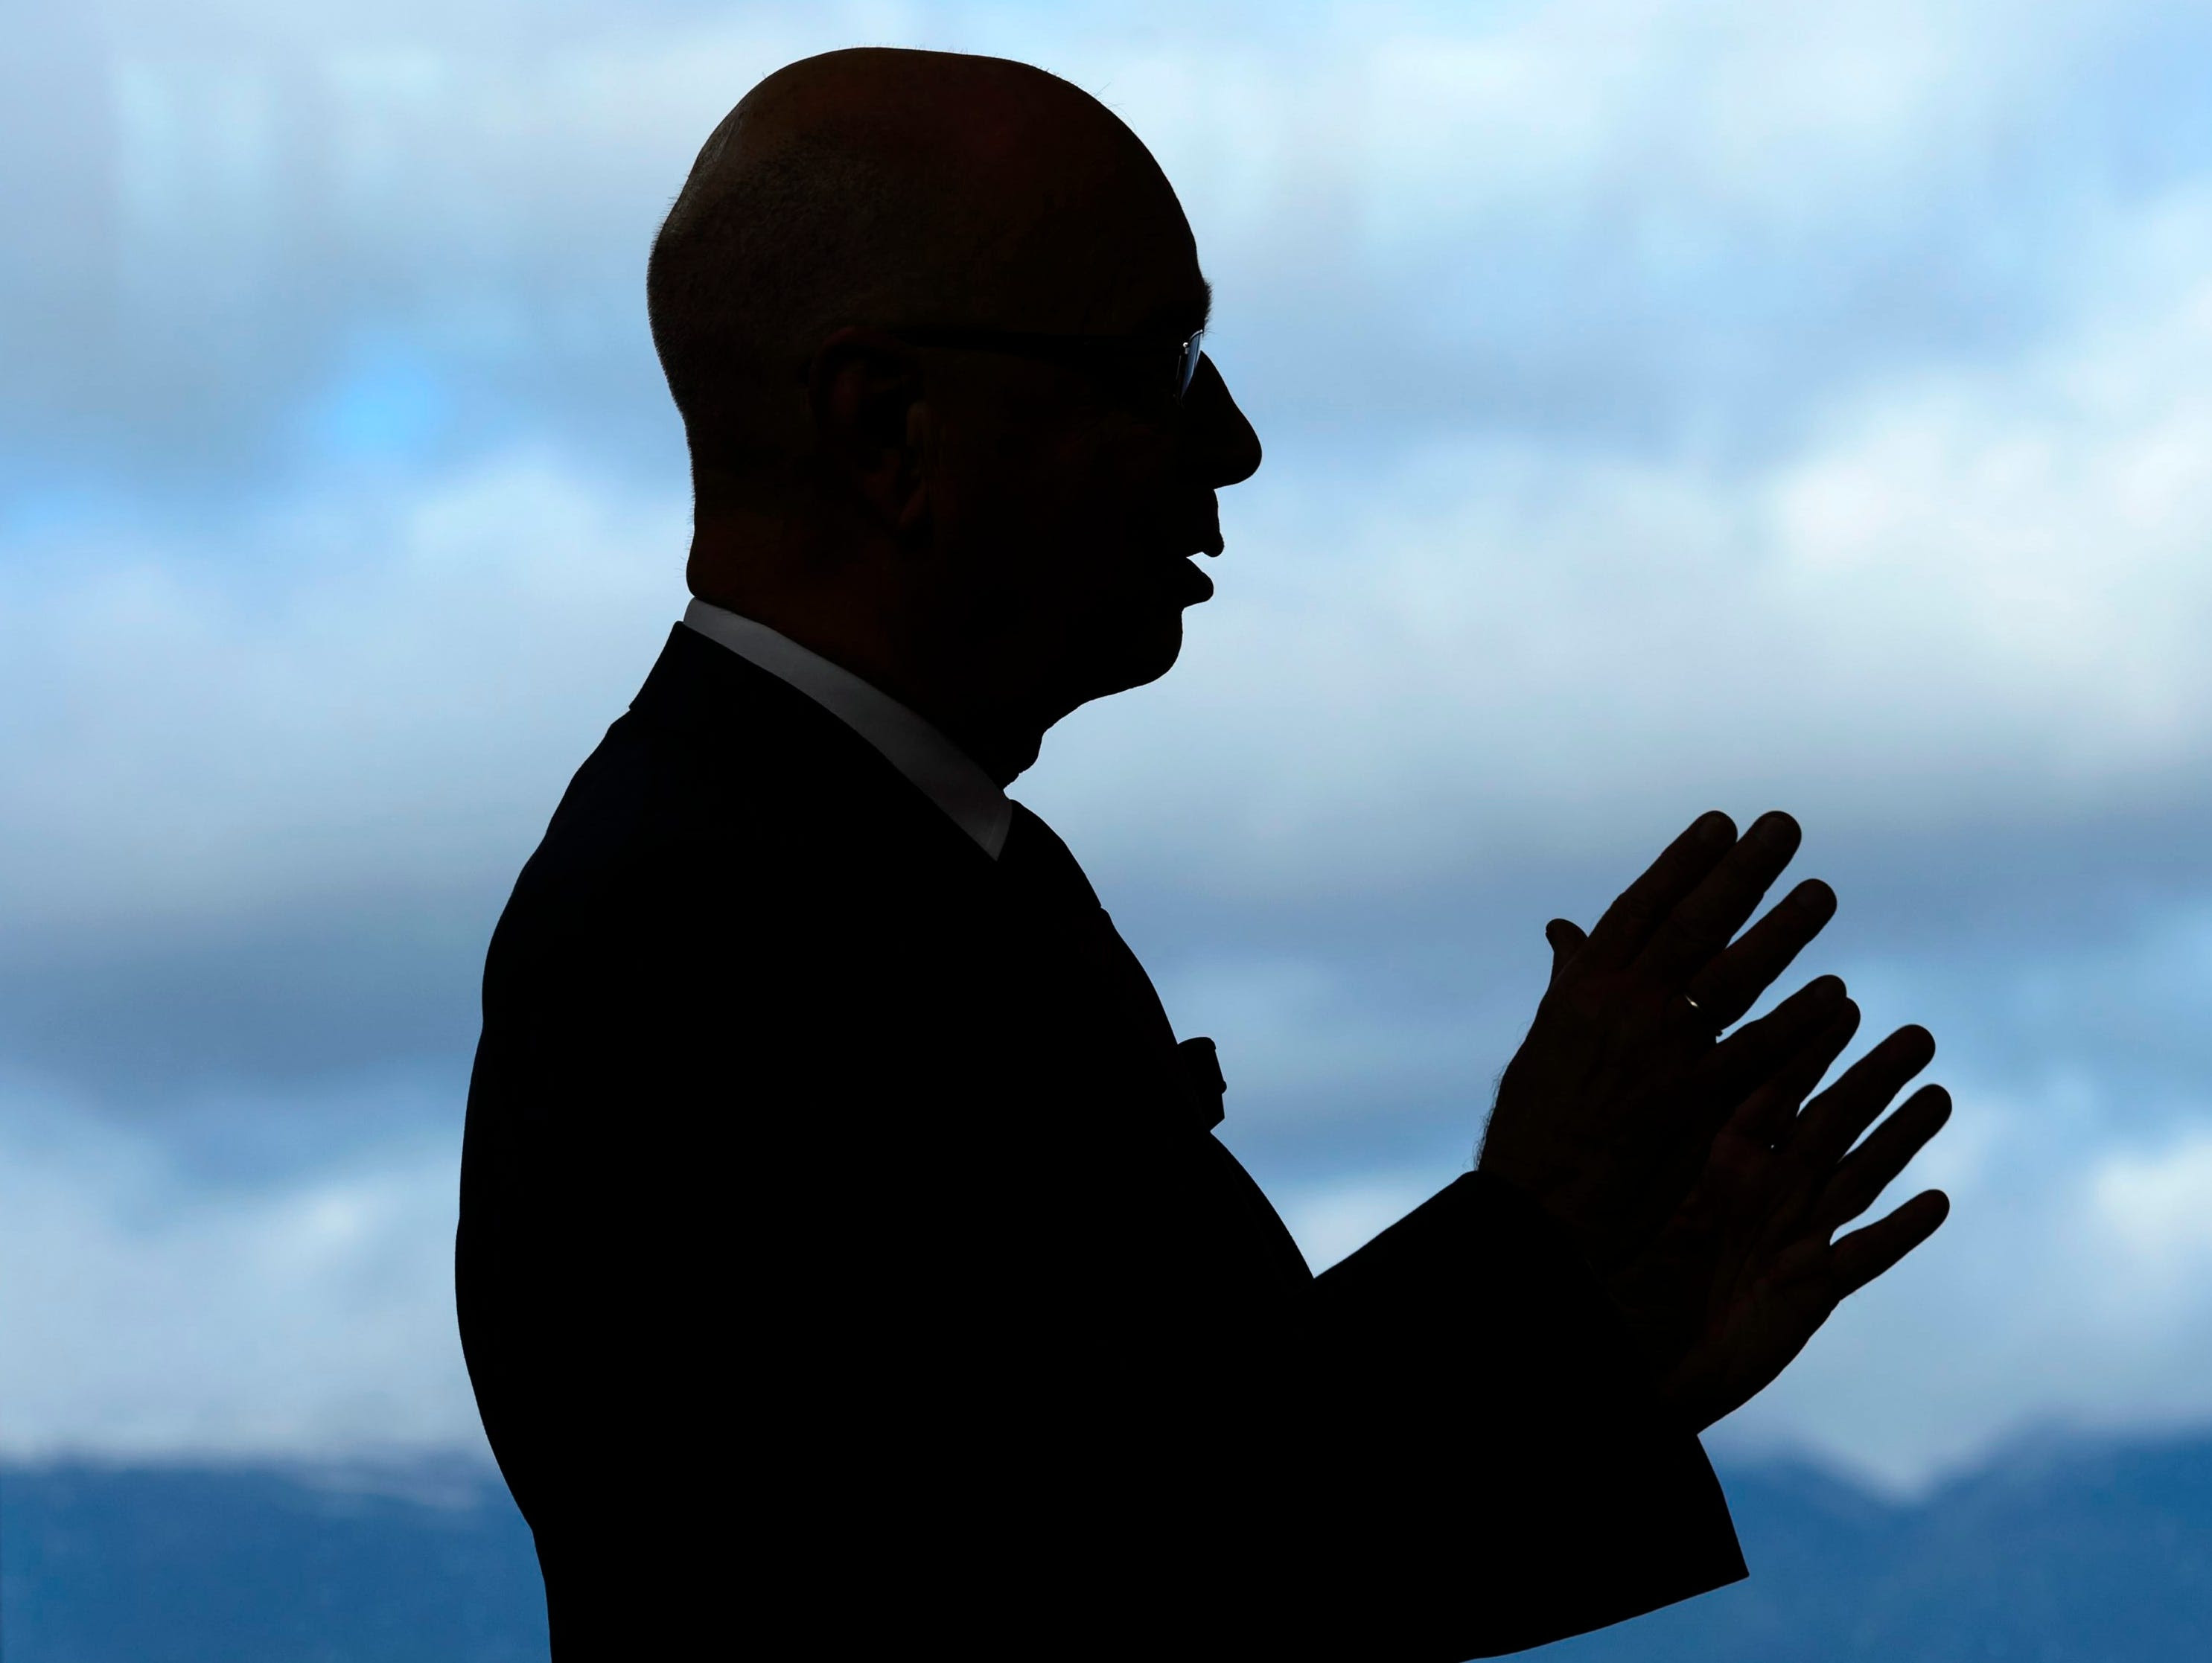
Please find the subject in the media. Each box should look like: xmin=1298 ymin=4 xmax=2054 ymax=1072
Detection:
xmin=628 ymin=623 xmax=1229 ymax=1139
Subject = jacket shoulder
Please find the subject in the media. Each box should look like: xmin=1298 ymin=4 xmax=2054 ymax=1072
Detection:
xmin=485 ymin=627 xmax=995 ymax=997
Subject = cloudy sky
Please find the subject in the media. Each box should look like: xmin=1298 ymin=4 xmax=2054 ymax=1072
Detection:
xmin=9 ymin=0 xmax=2212 ymax=1497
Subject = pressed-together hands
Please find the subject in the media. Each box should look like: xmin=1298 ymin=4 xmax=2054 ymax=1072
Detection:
xmin=1616 ymin=1009 xmax=1951 ymax=1433
xmin=1478 ymin=810 xmax=1951 ymax=1434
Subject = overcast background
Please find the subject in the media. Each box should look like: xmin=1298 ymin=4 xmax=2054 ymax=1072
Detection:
xmin=7 ymin=0 xmax=2212 ymax=1499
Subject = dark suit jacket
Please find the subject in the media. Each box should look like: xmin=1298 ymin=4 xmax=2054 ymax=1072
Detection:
xmin=457 ymin=622 xmax=1747 ymax=1659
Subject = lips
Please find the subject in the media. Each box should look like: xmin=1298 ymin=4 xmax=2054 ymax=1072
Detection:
xmin=1172 ymin=555 xmax=1215 ymax=601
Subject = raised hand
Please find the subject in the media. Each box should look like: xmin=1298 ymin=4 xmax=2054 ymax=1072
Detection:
xmin=1479 ymin=808 xmax=1845 ymax=1280
xmin=1619 ymin=1009 xmax=1954 ymax=1433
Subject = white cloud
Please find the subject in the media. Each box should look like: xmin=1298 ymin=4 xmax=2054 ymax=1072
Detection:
xmin=1028 ymin=223 xmax=2212 ymax=894
xmin=2088 ymin=1130 xmax=2212 ymax=1295
xmin=0 ymin=450 xmax=687 ymax=935
xmin=16 ymin=1047 xmax=2212 ymax=1496
xmin=0 ymin=1082 xmax=485 ymax=1460
xmin=17 ymin=0 xmax=2187 ymax=476
xmin=1361 ymin=0 xmax=1995 ymax=238
xmin=52 ymin=272 xmax=2212 ymax=933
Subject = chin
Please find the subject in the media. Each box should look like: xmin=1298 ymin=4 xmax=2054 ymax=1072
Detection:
xmin=1065 ymin=619 xmax=1185 ymax=708
xmin=1118 ymin=616 xmax=1187 ymax=691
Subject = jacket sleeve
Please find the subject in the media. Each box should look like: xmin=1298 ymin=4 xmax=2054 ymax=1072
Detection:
xmin=1249 ymin=1169 xmax=1746 ymax=1659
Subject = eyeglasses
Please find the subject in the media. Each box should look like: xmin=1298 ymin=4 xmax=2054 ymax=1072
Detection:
xmin=884 ymin=325 xmax=1207 ymax=407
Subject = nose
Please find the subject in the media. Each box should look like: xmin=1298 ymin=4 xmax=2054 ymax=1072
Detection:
xmin=1184 ymin=353 xmax=1262 ymax=489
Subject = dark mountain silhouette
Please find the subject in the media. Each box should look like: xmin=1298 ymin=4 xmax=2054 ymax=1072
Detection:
xmin=0 ymin=1455 xmax=546 ymax=1662
xmin=4 ymin=1428 xmax=2212 ymax=1660
xmin=1544 ymin=1426 xmax=2212 ymax=1661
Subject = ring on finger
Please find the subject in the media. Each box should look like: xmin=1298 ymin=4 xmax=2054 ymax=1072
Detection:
xmin=1675 ymin=989 xmax=1727 ymax=1036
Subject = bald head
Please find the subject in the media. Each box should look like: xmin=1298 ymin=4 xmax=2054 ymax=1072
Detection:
xmin=646 ymin=48 xmax=1196 ymax=486
xmin=645 ymin=48 xmax=1258 ymax=786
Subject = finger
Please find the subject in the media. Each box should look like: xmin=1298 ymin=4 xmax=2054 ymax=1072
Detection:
xmin=1576 ymin=811 xmax=1738 ymax=975
xmin=1832 ymin=1189 xmax=1950 ymax=1297
xmin=1623 ymin=998 xmax=1856 ymax=1250
xmin=1817 ymin=1085 xmax=1952 ymax=1234
xmin=1729 ymin=998 xmax=1861 ymax=1148
xmin=1632 ymin=810 xmax=1803 ymax=995
xmin=1701 ymin=974 xmax=1849 ymax=1104
xmin=1786 ymin=1024 xmax=1937 ymax=1167
xmin=1545 ymin=918 xmax=1588 ymax=988
xmin=1620 ymin=977 xmax=1843 ymax=1173
xmin=1680 ymin=878 xmax=1837 ymax=1032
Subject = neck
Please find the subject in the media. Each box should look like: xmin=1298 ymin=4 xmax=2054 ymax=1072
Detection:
xmin=689 ymin=572 xmax=1046 ymax=788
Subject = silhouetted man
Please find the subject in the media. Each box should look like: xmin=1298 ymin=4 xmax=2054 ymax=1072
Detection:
xmin=457 ymin=46 xmax=1953 ymax=1660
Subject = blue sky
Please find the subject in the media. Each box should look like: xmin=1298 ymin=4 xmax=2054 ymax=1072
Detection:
xmin=10 ymin=0 xmax=2212 ymax=1496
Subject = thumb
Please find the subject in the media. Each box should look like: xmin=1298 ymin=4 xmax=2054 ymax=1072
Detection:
xmin=1544 ymin=918 xmax=1589 ymax=985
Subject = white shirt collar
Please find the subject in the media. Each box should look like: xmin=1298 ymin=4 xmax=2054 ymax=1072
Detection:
xmin=680 ymin=598 xmax=1013 ymax=861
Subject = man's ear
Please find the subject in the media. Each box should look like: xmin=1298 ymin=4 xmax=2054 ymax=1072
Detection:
xmin=806 ymin=326 xmax=931 ymax=538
